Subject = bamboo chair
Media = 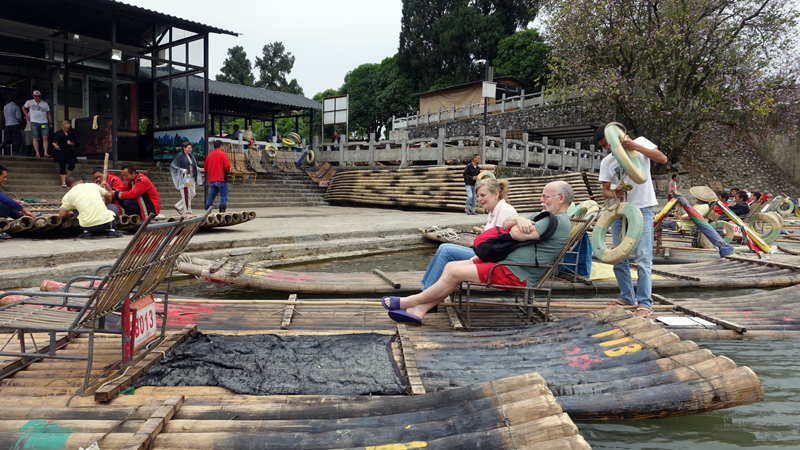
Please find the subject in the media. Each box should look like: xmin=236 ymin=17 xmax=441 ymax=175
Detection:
xmin=246 ymin=148 xmax=269 ymax=176
xmin=0 ymin=210 xmax=210 ymax=390
xmin=457 ymin=216 xmax=594 ymax=328
xmin=224 ymin=145 xmax=251 ymax=184
xmin=304 ymin=162 xmax=336 ymax=183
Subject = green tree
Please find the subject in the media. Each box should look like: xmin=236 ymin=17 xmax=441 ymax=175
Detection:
xmin=398 ymin=0 xmax=539 ymax=92
xmin=215 ymin=46 xmax=255 ymax=86
xmin=545 ymin=0 xmax=800 ymax=165
xmin=493 ymin=28 xmax=550 ymax=89
xmin=342 ymin=56 xmax=416 ymax=139
xmin=254 ymin=42 xmax=304 ymax=95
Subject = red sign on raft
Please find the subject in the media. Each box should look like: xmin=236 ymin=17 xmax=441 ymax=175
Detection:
xmin=130 ymin=295 xmax=157 ymax=350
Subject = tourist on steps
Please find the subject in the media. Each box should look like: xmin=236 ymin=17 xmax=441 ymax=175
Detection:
xmin=204 ymin=140 xmax=231 ymax=213
xmin=597 ymin=124 xmax=668 ymax=317
xmin=52 ymin=120 xmax=78 ymax=188
xmin=463 ymin=154 xmax=481 ymax=215
xmin=169 ymin=141 xmax=203 ymax=216
xmin=420 ymin=178 xmax=517 ymax=290
xmin=382 ymin=181 xmax=573 ymax=325
xmin=22 ymin=90 xmax=52 ymax=158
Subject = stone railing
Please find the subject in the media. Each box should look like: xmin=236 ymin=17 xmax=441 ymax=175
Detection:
xmin=312 ymin=126 xmax=603 ymax=173
xmin=392 ymin=88 xmax=581 ymax=130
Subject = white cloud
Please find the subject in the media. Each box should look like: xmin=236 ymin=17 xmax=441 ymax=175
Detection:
xmin=125 ymin=0 xmax=402 ymax=96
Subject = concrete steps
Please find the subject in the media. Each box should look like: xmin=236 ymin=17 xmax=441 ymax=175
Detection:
xmin=0 ymin=156 xmax=329 ymax=209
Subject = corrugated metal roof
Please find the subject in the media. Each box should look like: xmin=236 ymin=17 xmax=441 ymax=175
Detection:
xmin=110 ymin=0 xmax=238 ymax=36
xmin=209 ymin=80 xmax=322 ymax=110
xmin=412 ymin=76 xmax=525 ymax=97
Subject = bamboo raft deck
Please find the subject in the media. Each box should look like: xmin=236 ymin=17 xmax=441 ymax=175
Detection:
xmin=0 ymin=298 xmax=764 ymax=448
xmin=177 ymin=253 xmax=800 ymax=295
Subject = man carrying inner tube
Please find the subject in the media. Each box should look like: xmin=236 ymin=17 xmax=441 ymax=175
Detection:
xmin=596 ymin=124 xmax=668 ymax=316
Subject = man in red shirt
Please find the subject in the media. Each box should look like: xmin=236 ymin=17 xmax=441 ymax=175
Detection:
xmin=111 ymin=164 xmax=161 ymax=218
xmin=204 ymin=140 xmax=231 ymax=213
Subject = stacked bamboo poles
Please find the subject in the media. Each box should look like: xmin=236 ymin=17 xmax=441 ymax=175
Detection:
xmin=165 ymin=210 xmax=257 ymax=229
xmin=325 ymin=165 xmax=601 ymax=212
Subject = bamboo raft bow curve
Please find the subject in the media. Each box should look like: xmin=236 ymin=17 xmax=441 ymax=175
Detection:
xmin=177 ymin=253 xmax=800 ymax=295
xmin=325 ymin=165 xmax=602 ymax=212
xmin=408 ymin=306 xmax=764 ymax=420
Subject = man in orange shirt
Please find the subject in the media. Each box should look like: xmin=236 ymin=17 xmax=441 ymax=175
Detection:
xmin=204 ymin=140 xmax=231 ymax=213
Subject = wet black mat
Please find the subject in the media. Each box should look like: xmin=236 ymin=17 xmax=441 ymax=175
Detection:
xmin=137 ymin=332 xmax=408 ymax=396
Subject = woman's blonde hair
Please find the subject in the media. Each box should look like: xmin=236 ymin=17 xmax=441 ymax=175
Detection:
xmin=61 ymin=120 xmax=70 ymax=127
xmin=476 ymin=178 xmax=510 ymax=200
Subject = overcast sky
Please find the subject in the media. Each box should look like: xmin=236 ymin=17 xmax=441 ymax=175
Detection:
xmin=126 ymin=0 xmax=403 ymax=97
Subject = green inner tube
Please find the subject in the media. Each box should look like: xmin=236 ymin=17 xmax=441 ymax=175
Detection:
xmin=747 ymin=212 xmax=781 ymax=244
xmin=604 ymin=123 xmax=646 ymax=184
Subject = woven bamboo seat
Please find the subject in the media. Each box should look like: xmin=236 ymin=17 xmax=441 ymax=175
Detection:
xmin=0 ymin=210 xmax=209 ymax=390
xmin=305 ymin=162 xmax=336 ymax=183
xmin=224 ymin=145 xmax=256 ymax=184
xmin=457 ymin=216 xmax=594 ymax=328
xmin=247 ymin=148 xmax=269 ymax=174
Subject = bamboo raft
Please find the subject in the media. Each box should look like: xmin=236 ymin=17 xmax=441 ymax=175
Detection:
xmin=325 ymin=166 xmax=601 ymax=212
xmin=407 ymin=307 xmax=764 ymax=419
xmin=177 ymin=253 xmax=800 ymax=295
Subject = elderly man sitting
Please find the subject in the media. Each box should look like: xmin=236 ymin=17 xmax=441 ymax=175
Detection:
xmin=381 ymin=180 xmax=574 ymax=325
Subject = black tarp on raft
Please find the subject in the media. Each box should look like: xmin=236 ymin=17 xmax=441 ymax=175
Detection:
xmin=137 ymin=332 xmax=408 ymax=396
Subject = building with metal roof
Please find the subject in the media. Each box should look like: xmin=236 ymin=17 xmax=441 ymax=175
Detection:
xmin=0 ymin=0 xmax=319 ymax=163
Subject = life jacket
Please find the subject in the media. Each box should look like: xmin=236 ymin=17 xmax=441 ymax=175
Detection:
xmin=472 ymin=211 xmax=558 ymax=263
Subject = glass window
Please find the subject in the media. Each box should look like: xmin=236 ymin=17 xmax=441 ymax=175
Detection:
xmin=117 ymin=83 xmax=132 ymax=129
xmin=89 ymin=77 xmax=110 ymax=117
xmin=57 ymin=76 xmax=84 ymax=109
xmin=156 ymin=79 xmax=170 ymax=128
xmin=171 ymin=44 xmax=186 ymax=73
xmin=171 ymin=28 xmax=195 ymax=42
xmin=140 ymin=53 xmax=152 ymax=79
xmin=188 ymin=75 xmax=204 ymax=124
xmin=171 ymin=77 xmax=187 ymax=127
xmin=188 ymin=39 xmax=204 ymax=67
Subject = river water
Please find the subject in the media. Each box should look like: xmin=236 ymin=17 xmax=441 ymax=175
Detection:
xmin=171 ymin=250 xmax=800 ymax=449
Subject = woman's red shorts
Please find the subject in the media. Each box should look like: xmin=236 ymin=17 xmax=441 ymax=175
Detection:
xmin=473 ymin=259 xmax=526 ymax=287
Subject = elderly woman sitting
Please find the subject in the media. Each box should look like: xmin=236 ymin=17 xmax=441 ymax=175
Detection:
xmin=420 ymin=178 xmax=517 ymax=290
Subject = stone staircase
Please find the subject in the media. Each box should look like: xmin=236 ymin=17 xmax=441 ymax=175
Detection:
xmin=0 ymin=155 xmax=328 ymax=209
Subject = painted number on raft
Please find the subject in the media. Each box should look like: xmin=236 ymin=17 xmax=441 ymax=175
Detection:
xmin=604 ymin=344 xmax=642 ymax=357
xmin=590 ymin=329 xmax=620 ymax=338
xmin=131 ymin=295 xmax=157 ymax=350
xmin=365 ymin=442 xmax=427 ymax=450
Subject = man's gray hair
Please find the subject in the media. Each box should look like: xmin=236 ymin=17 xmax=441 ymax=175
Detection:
xmin=554 ymin=180 xmax=574 ymax=204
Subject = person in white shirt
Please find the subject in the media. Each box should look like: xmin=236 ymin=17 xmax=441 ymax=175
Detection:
xmin=596 ymin=123 xmax=668 ymax=316
xmin=22 ymin=90 xmax=53 ymax=158
xmin=419 ymin=178 xmax=518 ymax=290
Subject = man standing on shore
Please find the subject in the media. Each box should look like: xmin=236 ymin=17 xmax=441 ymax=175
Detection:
xmin=596 ymin=124 xmax=668 ymax=316
xmin=204 ymin=140 xmax=231 ymax=213
xmin=22 ymin=90 xmax=52 ymax=158
xmin=463 ymin=154 xmax=481 ymax=215
xmin=1 ymin=97 xmax=23 ymax=155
